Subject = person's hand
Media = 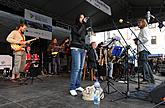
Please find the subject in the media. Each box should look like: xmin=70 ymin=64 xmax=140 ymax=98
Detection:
xmin=83 ymin=17 xmax=89 ymax=23
xmin=26 ymin=41 xmax=30 ymax=44
xmin=19 ymin=41 xmax=26 ymax=45
xmin=133 ymin=38 xmax=139 ymax=45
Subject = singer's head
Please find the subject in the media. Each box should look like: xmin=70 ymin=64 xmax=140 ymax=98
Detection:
xmin=138 ymin=18 xmax=148 ymax=29
xmin=75 ymin=13 xmax=86 ymax=25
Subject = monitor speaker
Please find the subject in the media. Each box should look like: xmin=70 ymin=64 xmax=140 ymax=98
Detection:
xmin=149 ymin=81 xmax=165 ymax=103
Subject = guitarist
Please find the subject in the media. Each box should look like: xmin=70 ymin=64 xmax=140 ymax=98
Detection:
xmin=6 ymin=23 xmax=28 ymax=82
xmin=47 ymin=38 xmax=61 ymax=75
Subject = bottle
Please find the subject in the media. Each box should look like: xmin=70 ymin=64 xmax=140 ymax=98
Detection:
xmin=3 ymin=68 xmax=7 ymax=77
xmin=93 ymin=80 xmax=100 ymax=108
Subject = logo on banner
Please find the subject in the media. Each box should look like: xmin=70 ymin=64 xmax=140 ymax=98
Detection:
xmin=24 ymin=9 xmax=52 ymax=40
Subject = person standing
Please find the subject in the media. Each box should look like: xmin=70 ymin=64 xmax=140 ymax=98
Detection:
xmin=47 ymin=38 xmax=61 ymax=75
xmin=69 ymin=13 xmax=88 ymax=96
xmin=134 ymin=18 xmax=155 ymax=83
xmin=6 ymin=23 xmax=28 ymax=82
xmin=87 ymin=42 xmax=98 ymax=81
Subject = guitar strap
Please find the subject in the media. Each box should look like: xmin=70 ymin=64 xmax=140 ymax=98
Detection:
xmin=19 ymin=32 xmax=25 ymax=41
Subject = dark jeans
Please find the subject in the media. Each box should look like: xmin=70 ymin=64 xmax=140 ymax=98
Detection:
xmin=138 ymin=50 xmax=154 ymax=83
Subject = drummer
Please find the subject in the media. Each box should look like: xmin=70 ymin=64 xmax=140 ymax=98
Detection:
xmin=26 ymin=46 xmax=32 ymax=61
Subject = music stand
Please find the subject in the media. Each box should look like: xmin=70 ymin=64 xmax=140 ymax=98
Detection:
xmin=103 ymin=44 xmax=126 ymax=101
xmin=112 ymin=46 xmax=123 ymax=57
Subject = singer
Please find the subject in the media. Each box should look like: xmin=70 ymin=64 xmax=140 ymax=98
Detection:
xmin=69 ymin=13 xmax=88 ymax=96
xmin=134 ymin=18 xmax=155 ymax=83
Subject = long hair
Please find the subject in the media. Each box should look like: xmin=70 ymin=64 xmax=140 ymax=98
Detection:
xmin=74 ymin=13 xmax=86 ymax=27
xmin=138 ymin=18 xmax=148 ymax=28
xmin=50 ymin=38 xmax=58 ymax=44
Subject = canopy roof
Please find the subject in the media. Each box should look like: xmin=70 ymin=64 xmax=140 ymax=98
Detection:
xmin=0 ymin=0 xmax=165 ymax=32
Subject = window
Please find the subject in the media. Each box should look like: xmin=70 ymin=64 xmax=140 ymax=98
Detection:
xmin=151 ymin=36 xmax=156 ymax=44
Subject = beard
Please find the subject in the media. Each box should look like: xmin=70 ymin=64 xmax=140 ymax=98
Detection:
xmin=20 ymin=29 xmax=25 ymax=34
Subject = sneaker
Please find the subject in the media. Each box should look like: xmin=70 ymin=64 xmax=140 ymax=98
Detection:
xmin=140 ymin=80 xmax=148 ymax=84
xmin=11 ymin=79 xmax=17 ymax=83
xmin=76 ymin=87 xmax=84 ymax=92
xmin=70 ymin=90 xmax=77 ymax=96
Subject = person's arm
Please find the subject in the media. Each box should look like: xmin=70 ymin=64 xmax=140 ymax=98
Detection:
xmin=6 ymin=31 xmax=25 ymax=44
xmin=72 ymin=25 xmax=86 ymax=36
xmin=139 ymin=29 xmax=149 ymax=44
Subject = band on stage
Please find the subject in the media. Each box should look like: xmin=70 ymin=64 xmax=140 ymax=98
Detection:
xmin=5 ymin=16 xmax=155 ymax=97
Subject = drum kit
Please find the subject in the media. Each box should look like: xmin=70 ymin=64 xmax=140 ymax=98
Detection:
xmin=21 ymin=52 xmax=42 ymax=84
xmin=25 ymin=53 xmax=40 ymax=73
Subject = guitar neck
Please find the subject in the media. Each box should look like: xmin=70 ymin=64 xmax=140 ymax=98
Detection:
xmin=26 ymin=38 xmax=37 ymax=43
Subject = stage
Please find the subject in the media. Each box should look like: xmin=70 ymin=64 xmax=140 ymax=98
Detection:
xmin=0 ymin=73 xmax=164 ymax=108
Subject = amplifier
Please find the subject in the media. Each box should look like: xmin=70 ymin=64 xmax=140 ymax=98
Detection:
xmin=0 ymin=55 xmax=12 ymax=70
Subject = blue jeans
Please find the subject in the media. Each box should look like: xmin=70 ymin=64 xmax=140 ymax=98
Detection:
xmin=139 ymin=50 xmax=154 ymax=83
xmin=70 ymin=48 xmax=86 ymax=90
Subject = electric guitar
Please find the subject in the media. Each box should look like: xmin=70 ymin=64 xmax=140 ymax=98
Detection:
xmin=50 ymin=39 xmax=70 ymax=56
xmin=11 ymin=37 xmax=38 ymax=51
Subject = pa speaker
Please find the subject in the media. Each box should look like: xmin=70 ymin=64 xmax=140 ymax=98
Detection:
xmin=150 ymin=81 xmax=165 ymax=103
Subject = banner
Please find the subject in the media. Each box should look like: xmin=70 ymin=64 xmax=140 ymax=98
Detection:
xmin=24 ymin=9 xmax=52 ymax=40
xmin=86 ymin=0 xmax=111 ymax=16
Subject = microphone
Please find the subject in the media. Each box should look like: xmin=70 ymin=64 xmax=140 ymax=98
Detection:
xmin=101 ymin=36 xmax=120 ymax=47
xmin=147 ymin=11 xmax=151 ymax=23
xmin=119 ymin=19 xmax=130 ymax=24
xmin=83 ymin=17 xmax=90 ymax=23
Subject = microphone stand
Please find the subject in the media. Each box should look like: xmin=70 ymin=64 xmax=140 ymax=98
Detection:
xmin=102 ymin=38 xmax=126 ymax=102
xmin=149 ymin=13 xmax=165 ymax=31
xmin=127 ymin=22 xmax=151 ymax=91
xmin=123 ymin=21 xmax=153 ymax=102
xmin=111 ymin=19 xmax=136 ymax=97
xmin=128 ymin=24 xmax=150 ymax=54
